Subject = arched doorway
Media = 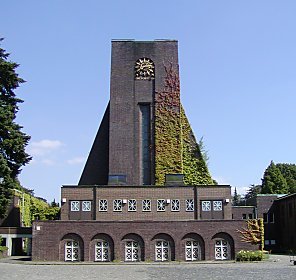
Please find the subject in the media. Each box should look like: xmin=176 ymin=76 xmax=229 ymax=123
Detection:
xmin=121 ymin=233 xmax=145 ymax=262
xmin=151 ymin=233 xmax=175 ymax=261
xmin=211 ymin=232 xmax=234 ymax=260
xmin=181 ymin=233 xmax=205 ymax=261
xmin=60 ymin=233 xmax=84 ymax=262
xmin=91 ymin=233 xmax=114 ymax=262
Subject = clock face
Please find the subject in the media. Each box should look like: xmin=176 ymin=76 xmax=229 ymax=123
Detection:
xmin=135 ymin=58 xmax=155 ymax=80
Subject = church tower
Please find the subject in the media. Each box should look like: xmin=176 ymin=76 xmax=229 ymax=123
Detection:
xmin=79 ymin=40 xmax=213 ymax=186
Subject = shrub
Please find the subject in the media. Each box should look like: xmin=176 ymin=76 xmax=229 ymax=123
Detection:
xmin=236 ymin=250 xmax=263 ymax=262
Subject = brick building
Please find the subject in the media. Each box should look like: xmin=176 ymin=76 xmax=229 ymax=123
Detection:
xmin=32 ymin=40 xmax=258 ymax=262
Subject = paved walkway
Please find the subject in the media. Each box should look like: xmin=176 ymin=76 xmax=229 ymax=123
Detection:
xmin=0 ymin=254 xmax=295 ymax=280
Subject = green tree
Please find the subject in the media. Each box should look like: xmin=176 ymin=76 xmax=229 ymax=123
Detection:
xmin=0 ymin=39 xmax=31 ymax=218
xmin=244 ymin=184 xmax=262 ymax=200
xmin=232 ymin=187 xmax=240 ymax=206
xmin=261 ymin=161 xmax=288 ymax=194
xmin=276 ymin=163 xmax=296 ymax=194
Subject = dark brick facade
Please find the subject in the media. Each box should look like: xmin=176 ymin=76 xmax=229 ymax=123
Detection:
xmin=32 ymin=219 xmax=256 ymax=262
xmin=60 ymin=185 xmax=233 ymax=221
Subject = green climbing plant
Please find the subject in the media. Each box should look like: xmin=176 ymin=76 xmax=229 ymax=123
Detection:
xmin=154 ymin=63 xmax=214 ymax=186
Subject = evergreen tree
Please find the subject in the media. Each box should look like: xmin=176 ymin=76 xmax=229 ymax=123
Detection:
xmin=0 ymin=39 xmax=31 ymax=218
xmin=276 ymin=163 xmax=296 ymax=194
xmin=244 ymin=184 xmax=262 ymax=200
xmin=232 ymin=187 xmax=240 ymax=206
xmin=261 ymin=161 xmax=288 ymax=194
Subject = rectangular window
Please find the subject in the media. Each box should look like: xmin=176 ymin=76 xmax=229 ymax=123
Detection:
xmin=142 ymin=199 xmax=151 ymax=212
xmin=248 ymin=213 xmax=253 ymax=219
xmin=270 ymin=240 xmax=276 ymax=245
xmin=263 ymin=213 xmax=268 ymax=223
xmin=128 ymin=199 xmax=137 ymax=212
xmin=113 ymin=199 xmax=123 ymax=212
xmin=213 ymin=201 xmax=222 ymax=211
xmin=157 ymin=199 xmax=166 ymax=211
xmin=202 ymin=201 xmax=211 ymax=211
xmin=264 ymin=240 xmax=270 ymax=245
xmin=71 ymin=201 xmax=80 ymax=211
xmin=186 ymin=199 xmax=194 ymax=212
xmin=269 ymin=212 xmax=274 ymax=223
xmin=99 ymin=200 xmax=108 ymax=212
xmin=171 ymin=199 xmax=180 ymax=212
xmin=242 ymin=214 xmax=247 ymax=220
xmin=82 ymin=201 xmax=91 ymax=211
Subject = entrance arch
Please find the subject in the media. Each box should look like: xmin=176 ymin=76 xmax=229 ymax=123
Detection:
xmin=211 ymin=232 xmax=234 ymax=260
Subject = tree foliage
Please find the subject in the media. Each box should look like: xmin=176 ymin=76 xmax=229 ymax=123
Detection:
xmin=261 ymin=161 xmax=287 ymax=194
xmin=0 ymin=39 xmax=31 ymax=218
xmin=245 ymin=184 xmax=262 ymax=200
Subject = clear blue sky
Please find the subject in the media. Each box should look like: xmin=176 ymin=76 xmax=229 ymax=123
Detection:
xmin=1 ymin=0 xmax=295 ymax=202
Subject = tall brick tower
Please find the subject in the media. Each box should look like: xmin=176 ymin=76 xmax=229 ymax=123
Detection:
xmin=79 ymin=40 xmax=213 ymax=186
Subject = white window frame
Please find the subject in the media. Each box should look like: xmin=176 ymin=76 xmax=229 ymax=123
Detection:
xmin=201 ymin=201 xmax=211 ymax=211
xmin=157 ymin=199 xmax=166 ymax=212
xmin=185 ymin=240 xmax=200 ymax=261
xmin=213 ymin=200 xmax=222 ymax=211
xmin=99 ymin=199 xmax=108 ymax=212
xmin=113 ymin=199 xmax=123 ymax=212
xmin=155 ymin=240 xmax=170 ymax=261
xmin=70 ymin=201 xmax=80 ymax=212
xmin=186 ymin=199 xmax=194 ymax=212
xmin=171 ymin=199 xmax=180 ymax=212
xmin=65 ymin=240 xmax=79 ymax=261
xmin=95 ymin=240 xmax=110 ymax=262
xmin=215 ymin=239 xmax=230 ymax=260
xmin=82 ymin=201 xmax=91 ymax=212
xmin=128 ymin=199 xmax=137 ymax=212
xmin=125 ymin=241 xmax=140 ymax=262
xmin=142 ymin=199 xmax=151 ymax=212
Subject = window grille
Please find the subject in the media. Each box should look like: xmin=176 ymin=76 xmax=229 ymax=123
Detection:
xmin=157 ymin=199 xmax=166 ymax=211
xmin=215 ymin=239 xmax=230 ymax=260
xmin=128 ymin=199 xmax=137 ymax=211
xmin=142 ymin=199 xmax=151 ymax=211
xmin=113 ymin=200 xmax=123 ymax=212
xmin=155 ymin=241 xmax=169 ymax=261
xmin=185 ymin=240 xmax=200 ymax=261
xmin=186 ymin=199 xmax=194 ymax=212
xmin=82 ymin=201 xmax=91 ymax=211
xmin=99 ymin=200 xmax=108 ymax=212
xmin=65 ymin=240 xmax=79 ymax=261
xmin=70 ymin=201 xmax=80 ymax=211
xmin=95 ymin=241 xmax=110 ymax=262
xmin=125 ymin=241 xmax=139 ymax=261
xmin=213 ymin=201 xmax=222 ymax=211
xmin=171 ymin=199 xmax=180 ymax=211
xmin=201 ymin=201 xmax=211 ymax=211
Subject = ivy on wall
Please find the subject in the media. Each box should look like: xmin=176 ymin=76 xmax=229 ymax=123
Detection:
xmin=17 ymin=191 xmax=60 ymax=227
xmin=154 ymin=64 xmax=182 ymax=185
xmin=154 ymin=63 xmax=214 ymax=185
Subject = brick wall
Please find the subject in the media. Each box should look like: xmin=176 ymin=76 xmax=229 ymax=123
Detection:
xmin=32 ymin=219 xmax=257 ymax=262
xmin=60 ymin=185 xmax=232 ymax=221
